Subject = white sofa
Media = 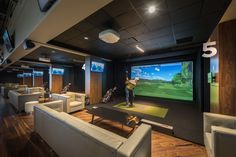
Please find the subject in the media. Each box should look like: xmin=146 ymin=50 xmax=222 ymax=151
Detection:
xmin=52 ymin=92 xmax=85 ymax=113
xmin=26 ymin=87 xmax=44 ymax=94
xmin=34 ymin=104 xmax=152 ymax=157
xmin=1 ymin=84 xmax=26 ymax=97
xmin=8 ymin=87 xmax=44 ymax=112
xmin=204 ymin=112 xmax=236 ymax=157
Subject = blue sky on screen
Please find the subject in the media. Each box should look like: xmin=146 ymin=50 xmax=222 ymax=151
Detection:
xmin=131 ymin=62 xmax=183 ymax=81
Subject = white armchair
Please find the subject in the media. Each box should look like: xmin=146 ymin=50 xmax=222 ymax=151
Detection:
xmin=52 ymin=92 xmax=85 ymax=113
xmin=1 ymin=84 xmax=25 ymax=97
xmin=204 ymin=112 xmax=236 ymax=157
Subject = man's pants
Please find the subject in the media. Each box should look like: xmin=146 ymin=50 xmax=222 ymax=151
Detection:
xmin=125 ymin=88 xmax=134 ymax=106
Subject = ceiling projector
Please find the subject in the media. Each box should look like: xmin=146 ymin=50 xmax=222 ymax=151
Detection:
xmin=39 ymin=57 xmax=51 ymax=62
xmin=99 ymin=29 xmax=120 ymax=44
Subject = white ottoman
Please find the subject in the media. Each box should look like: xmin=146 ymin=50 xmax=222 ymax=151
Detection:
xmin=25 ymin=101 xmax=39 ymax=113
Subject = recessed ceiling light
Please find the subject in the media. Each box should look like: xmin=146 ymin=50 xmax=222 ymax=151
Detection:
xmin=51 ymin=50 xmax=56 ymax=53
xmin=148 ymin=5 xmax=156 ymax=14
xmin=136 ymin=45 xmax=145 ymax=53
xmin=84 ymin=37 xmax=89 ymax=40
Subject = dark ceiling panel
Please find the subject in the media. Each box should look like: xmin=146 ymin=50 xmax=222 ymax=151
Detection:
xmin=173 ymin=19 xmax=198 ymax=34
xmin=87 ymin=10 xmax=111 ymax=27
xmin=201 ymin=0 xmax=228 ymax=15
xmin=103 ymin=0 xmax=133 ymax=17
xmin=118 ymin=30 xmax=133 ymax=40
xmin=175 ymin=29 xmax=196 ymax=41
xmin=126 ymin=23 xmax=149 ymax=36
xmin=142 ymin=38 xmax=161 ymax=49
xmin=167 ymin=0 xmax=201 ymax=11
xmin=49 ymin=0 xmax=231 ymax=60
xmin=135 ymin=27 xmax=173 ymax=42
xmin=170 ymin=3 xmax=202 ymax=24
xmin=145 ymin=14 xmax=171 ymax=31
xmin=115 ymin=10 xmax=142 ymax=29
xmin=72 ymin=21 xmax=94 ymax=32
xmin=54 ymin=28 xmax=81 ymax=42
xmin=121 ymin=37 xmax=138 ymax=45
xmin=195 ymin=11 xmax=222 ymax=42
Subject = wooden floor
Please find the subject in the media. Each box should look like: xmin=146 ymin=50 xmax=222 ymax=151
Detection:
xmin=0 ymin=97 xmax=208 ymax=157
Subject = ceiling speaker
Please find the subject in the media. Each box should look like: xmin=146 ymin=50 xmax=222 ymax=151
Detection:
xmin=99 ymin=29 xmax=120 ymax=44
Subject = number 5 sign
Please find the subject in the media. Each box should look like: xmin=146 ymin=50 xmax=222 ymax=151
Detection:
xmin=202 ymin=41 xmax=217 ymax=58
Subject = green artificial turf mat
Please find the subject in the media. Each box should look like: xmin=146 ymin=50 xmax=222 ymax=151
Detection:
xmin=113 ymin=102 xmax=168 ymax=118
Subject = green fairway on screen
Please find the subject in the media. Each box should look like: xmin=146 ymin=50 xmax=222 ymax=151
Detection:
xmin=131 ymin=61 xmax=193 ymax=101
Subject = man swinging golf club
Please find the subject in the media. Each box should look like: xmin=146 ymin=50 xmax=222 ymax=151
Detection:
xmin=125 ymin=76 xmax=139 ymax=107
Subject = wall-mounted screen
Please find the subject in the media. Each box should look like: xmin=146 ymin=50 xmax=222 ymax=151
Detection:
xmin=131 ymin=61 xmax=193 ymax=101
xmin=23 ymin=73 xmax=32 ymax=78
xmin=17 ymin=74 xmax=24 ymax=78
xmin=37 ymin=0 xmax=57 ymax=12
xmin=91 ymin=61 xmax=104 ymax=72
xmin=33 ymin=71 xmax=44 ymax=77
xmin=52 ymin=68 xmax=64 ymax=75
xmin=2 ymin=30 xmax=14 ymax=52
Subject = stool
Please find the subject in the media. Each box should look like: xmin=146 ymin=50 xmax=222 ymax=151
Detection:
xmin=25 ymin=101 xmax=39 ymax=113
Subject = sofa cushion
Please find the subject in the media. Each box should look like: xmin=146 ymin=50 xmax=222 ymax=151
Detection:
xmin=70 ymin=101 xmax=82 ymax=107
xmin=205 ymin=132 xmax=212 ymax=151
xmin=66 ymin=93 xmax=75 ymax=101
xmin=75 ymin=94 xmax=84 ymax=102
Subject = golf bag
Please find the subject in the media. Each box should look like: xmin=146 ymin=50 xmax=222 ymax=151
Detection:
xmin=85 ymin=95 xmax=90 ymax=106
xmin=61 ymin=83 xmax=71 ymax=94
xmin=102 ymin=86 xmax=117 ymax=103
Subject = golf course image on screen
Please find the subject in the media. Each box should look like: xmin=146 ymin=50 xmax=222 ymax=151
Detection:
xmin=131 ymin=61 xmax=193 ymax=101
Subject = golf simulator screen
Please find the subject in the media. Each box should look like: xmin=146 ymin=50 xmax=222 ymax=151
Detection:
xmin=131 ymin=61 xmax=193 ymax=101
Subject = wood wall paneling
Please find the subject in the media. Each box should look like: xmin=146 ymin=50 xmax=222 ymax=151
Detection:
xmin=23 ymin=77 xmax=33 ymax=87
xmin=85 ymin=57 xmax=103 ymax=104
xmin=90 ymin=72 xmax=102 ymax=104
xmin=51 ymin=75 xmax=63 ymax=93
xmin=219 ymin=20 xmax=236 ymax=116
xmin=19 ymin=78 xmax=24 ymax=85
xmin=34 ymin=77 xmax=43 ymax=87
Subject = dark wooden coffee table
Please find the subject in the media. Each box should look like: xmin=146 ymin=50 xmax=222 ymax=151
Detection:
xmin=87 ymin=106 xmax=140 ymax=128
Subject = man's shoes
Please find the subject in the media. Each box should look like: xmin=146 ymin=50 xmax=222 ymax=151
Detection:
xmin=126 ymin=103 xmax=134 ymax=107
